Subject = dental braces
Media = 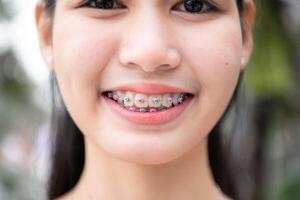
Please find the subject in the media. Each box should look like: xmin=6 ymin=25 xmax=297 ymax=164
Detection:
xmin=104 ymin=91 xmax=192 ymax=113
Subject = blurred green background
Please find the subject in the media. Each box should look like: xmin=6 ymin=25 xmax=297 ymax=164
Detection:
xmin=0 ymin=0 xmax=299 ymax=199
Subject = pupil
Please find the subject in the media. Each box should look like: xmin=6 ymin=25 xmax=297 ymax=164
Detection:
xmin=95 ymin=0 xmax=114 ymax=9
xmin=184 ymin=0 xmax=204 ymax=13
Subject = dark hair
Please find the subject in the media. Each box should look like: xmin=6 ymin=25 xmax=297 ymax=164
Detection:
xmin=44 ymin=1 xmax=248 ymax=199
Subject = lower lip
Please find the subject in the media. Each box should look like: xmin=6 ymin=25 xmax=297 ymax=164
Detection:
xmin=102 ymin=95 xmax=193 ymax=125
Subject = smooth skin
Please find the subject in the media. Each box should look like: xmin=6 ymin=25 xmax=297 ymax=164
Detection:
xmin=36 ymin=0 xmax=255 ymax=199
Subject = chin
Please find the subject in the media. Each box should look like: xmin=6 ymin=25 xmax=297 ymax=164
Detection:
xmin=93 ymin=128 xmax=202 ymax=166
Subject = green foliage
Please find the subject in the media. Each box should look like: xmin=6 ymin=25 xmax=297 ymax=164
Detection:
xmin=244 ymin=1 xmax=300 ymax=200
xmin=246 ymin=0 xmax=296 ymax=98
xmin=279 ymin=177 xmax=300 ymax=200
xmin=0 ymin=49 xmax=35 ymax=136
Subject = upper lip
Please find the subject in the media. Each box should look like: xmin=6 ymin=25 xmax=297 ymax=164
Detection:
xmin=102 ymin=83 xmax=194 ymax=95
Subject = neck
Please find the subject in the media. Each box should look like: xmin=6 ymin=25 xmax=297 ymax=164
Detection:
xmin=64 ymin=138 xmax=223 ymax=200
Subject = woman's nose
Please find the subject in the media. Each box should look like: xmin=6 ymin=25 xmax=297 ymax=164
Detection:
xmin=118 ymin=15 xmax=181 ymax=73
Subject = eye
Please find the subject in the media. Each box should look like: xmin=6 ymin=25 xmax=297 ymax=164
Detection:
xmin=82 ymin=0 xmax=125 ymax=9
xmin=173 ymin=0 xmax=216 ymax=14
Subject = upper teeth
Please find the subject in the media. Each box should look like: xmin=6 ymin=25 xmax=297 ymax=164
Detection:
xmin=105 ymin=91 xmax=190 ymax=108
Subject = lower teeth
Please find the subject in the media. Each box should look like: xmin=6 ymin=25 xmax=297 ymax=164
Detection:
xmin=125 ymin=107 xmax=168 ymax=113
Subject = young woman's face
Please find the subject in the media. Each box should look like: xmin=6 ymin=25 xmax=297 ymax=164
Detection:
xmin=38 ymin=0 xmax=253 ymax=164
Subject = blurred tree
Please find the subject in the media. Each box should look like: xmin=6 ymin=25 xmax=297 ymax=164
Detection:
xmin=0 ymin=0 xmax=45 ymax=141
xmin=0 ymin=0 xmax=12 ymax=20
xmin=0 ymin=163 xmax=46 ymax=200
xmin=244 ymin=0 xmax=300 ymax=200
xmin=0 ymin=0 xmax=47 ymax=199
xmin=0 ymin=49 xmax=43 ymax=139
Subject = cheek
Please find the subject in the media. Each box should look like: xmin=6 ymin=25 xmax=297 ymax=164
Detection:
xmin=52 ymin=16 xmax=119 ymax=81
xmin=180 ymin=18 xmax=243 ymax=96
xmin=51 ymin=14 xmax=121 ymax=130
xmin=175 ymin=18 xmax=243 ymax=135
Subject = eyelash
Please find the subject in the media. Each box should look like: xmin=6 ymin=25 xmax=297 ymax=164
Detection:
xmin=81 ymin=0 xmax=217 ymax=15
xmin=173 ymin=0 xmax=217 ymax=14
xmin=81 ymin=0 xmax=125 ymax=10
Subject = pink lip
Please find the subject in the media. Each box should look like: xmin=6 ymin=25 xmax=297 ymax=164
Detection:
xmin=102 ymin=96 xmax=193 ymax=125
xmin=103 ymin=83 xmax=193 ymax=95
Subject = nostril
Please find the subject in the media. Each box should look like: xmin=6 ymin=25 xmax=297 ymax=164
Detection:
xmin=126 ymin=62 xmax=138 ymax=68
xmin=159 ymin=64 xmax=173 ymax=70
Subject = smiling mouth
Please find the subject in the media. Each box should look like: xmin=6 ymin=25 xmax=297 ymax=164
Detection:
xmin=102 ymin=91 xmax=194 ymax=113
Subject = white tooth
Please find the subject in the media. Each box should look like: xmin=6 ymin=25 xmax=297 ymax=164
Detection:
xmin=162 ymin=94 xmax=173 ymax=108
xmin=112 ymin=91 xmax=118 ymax=101
xmin=123 ymin=92 xmax=135 ymax=107
xmin=116 ymin=91 xmax=125 ymax=104
xmin=134 ymin=94 xmax=148 ymax=108
xmin=149 ymin=95 xmax=162 ymax=108
xmin=172 ymin=93 xmax=180 ymax=106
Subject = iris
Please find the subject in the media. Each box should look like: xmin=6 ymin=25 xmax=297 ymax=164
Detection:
xmin=184 ymin=0 xmax=205 ymax=13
